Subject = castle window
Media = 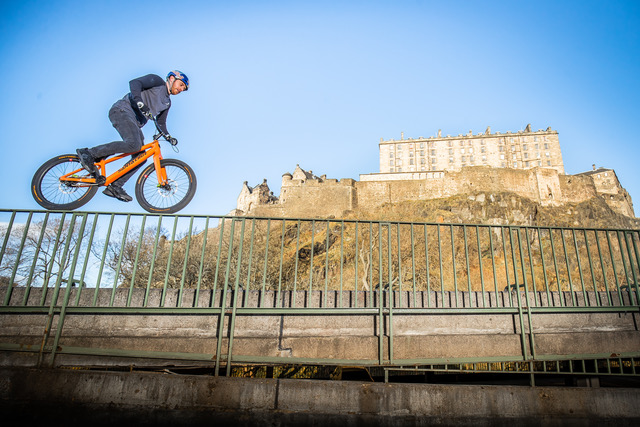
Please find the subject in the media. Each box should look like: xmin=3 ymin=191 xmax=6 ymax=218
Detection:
xmin=420 ymin=150 xmax=425 ymax=156
xmin=535 ymin=143 xmax=539 ymax=150
xmin=500 ymin=154 xmax=505 ymax=160
xmin=397 ymin=144 xmax=403 ymax=151
xmin=431 ymin=149 xmax=436 ymax=156
xmin=420 ymin=142 xmax=425 ymax=149
xmin=432 ymin=166 xmax=437 ymax=171
xmin=449 ymin=157 xmax=454 ymax=163
xmin=499 ymin=146 xmax=504 ymax=152
xmin=389 ymin=152 xmax=394 ymax=158
xmin=545 ymin=152 xmax=550 ymax=158
xmin=513 ymin=161 xmax=518 ymax=168
xmin=448 ymin=141 xmax=453 ymax=147
xmin=389 ymin=160 xmax=394 ymax=166
xmin=461 ymin=148 xmax=465 ymax=155
xmin=398 ymin=167 xmax=402 ymax=172
xmin=544 ymin=143 xmax=549 ymax=149
xmin=547 ymin=161 xmax=551 ymax=166
xmin=409 ymin=152 xmax=414 ymax=157
xmin=512 ymin=154 xmax=517 ymax=160
xmin=470 ymin=156 xmax=475 ymax=163
xmin=511 ymin=145 xmax=516 ymax=152
xmin=420 ymin=158 xmax=426 ymax=165
xmin=482 ymin=155 xmax=487 ymax=162
xmin=410 ymin=159 xmax=414 ymax=165
xmin=481 ymin=139 xmax=485 ymax=145
xmin=449 ymin=148 xmax=454 ymax=155
xmin=461 ymin=156 xmax=466 ymax=162
xmin=501 ymin=162 xmax=506 ymax=167
xmin=459 ymin=140 xmax=464 ymax=146
xmin=481 ymin=146 xmax=486 ymax=153
xmin=523 ymin=144 xmax=528 ymax=150
xmin=537 ymin=152 xmax=541 ymax=158
xmin=469 ymin=147 xmax=474 ymax=154
xmin=525 ymin=161 xmax=530 ymax=167
xmin=397 ymin=159 xmax=403 ymax=165
xmin=534 ymin=136 xmax=538 ymax=142
xmin=538 ymin=160 xmax=542 ymax=166
xmin=524 ymin=152 xmax=528 ymax=159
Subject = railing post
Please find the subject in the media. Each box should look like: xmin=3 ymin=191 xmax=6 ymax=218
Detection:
xmin=226 ymin=218 xmax=246 ymax=376
xmin=48 ymin=213 xmax=89 ymax=366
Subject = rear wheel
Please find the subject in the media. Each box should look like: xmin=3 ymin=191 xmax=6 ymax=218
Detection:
xmin=31 ymin=154 xmax=98 ymax=210
xmin=135 ymin=159 xmax=197 ymax=213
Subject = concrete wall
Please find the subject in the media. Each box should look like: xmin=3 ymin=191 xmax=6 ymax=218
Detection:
xmin=0 ymin=288 xmax=638 ymax=370
xmin=2 ymin=367 xmax=639 ymax=425
xmin=2 ymin=286 xmax=638 ymax=424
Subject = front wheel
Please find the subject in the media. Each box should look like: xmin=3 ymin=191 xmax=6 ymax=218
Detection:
xmin=135 ymin=159 xmax=197 ymax=214
xmin=31 ymin=154 xmax=98 ymax=210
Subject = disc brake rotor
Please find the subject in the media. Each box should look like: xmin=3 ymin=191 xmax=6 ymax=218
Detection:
xmin=58 ymin=181 xmax=79 ymax=195
xmin=157 ymin=179 xmax=178 ymax=198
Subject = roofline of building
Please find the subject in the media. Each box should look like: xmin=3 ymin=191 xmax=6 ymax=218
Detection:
xmin=380 ymin=127 xmax=558 ymax=145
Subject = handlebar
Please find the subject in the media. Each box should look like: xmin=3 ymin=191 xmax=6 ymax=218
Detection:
xmin=144 ymin=113 xmax=169 ymax=141
xmin=145 ymin=113 xmax=179 ymax=152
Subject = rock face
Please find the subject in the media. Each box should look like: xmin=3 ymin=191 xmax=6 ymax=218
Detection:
xmin=348 ymin=191 xmax=639 ymax=229
xmin=235 ymin=165 xmax=637 ymax=228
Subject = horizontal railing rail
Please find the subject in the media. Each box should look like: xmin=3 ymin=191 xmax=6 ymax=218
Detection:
xmin=0 ymin=209 xmax=638 ymax=383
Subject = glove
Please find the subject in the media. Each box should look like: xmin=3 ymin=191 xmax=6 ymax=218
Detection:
xmin=136 ymin=101 xmax=151 ymax=116
xmin=167 ymin=136 xmax=178 ymax=146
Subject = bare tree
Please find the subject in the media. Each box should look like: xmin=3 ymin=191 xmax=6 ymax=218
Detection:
xmin=1 ymin=216 xmax=91 ymax=287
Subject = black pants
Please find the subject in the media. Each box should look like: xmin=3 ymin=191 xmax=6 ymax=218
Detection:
xmin=86 ymin=106 xmax=146 ymax=187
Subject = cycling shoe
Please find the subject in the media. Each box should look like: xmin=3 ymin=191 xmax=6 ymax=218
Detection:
xmin=76 ymin=148 xmax=98 ymax=175
xmin=103 ymin=184 xmax=132 ymax=202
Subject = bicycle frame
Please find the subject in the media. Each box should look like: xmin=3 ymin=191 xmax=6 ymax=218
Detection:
xmin=60 ymin=139 xmax=167 ymax=187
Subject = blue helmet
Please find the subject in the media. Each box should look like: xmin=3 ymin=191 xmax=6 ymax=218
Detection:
xmin=167 ymin=70 xmax=189 ymax=90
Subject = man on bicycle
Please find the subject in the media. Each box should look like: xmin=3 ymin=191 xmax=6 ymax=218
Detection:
xmin=76 ymin=70 xmax=189 ymax=202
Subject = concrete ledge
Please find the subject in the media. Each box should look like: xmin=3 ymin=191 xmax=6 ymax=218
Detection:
xmin=1 ymin=289 xmax=638 ymax=369
xmin=1 ymin=367 xmax=639 ymax=426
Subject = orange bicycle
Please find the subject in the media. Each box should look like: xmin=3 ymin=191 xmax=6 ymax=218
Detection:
xmin=31 ymin=117 xmax=197 ymax=214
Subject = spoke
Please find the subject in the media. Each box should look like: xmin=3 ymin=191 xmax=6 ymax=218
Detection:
xmin=141 ymin=164 xmax=191 ymax=209
xmin=41 ymin=161 xmax=90 ymax=204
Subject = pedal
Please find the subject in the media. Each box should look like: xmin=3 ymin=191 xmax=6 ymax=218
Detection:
xmin=92 ymin=174 xmax=106 ymax=185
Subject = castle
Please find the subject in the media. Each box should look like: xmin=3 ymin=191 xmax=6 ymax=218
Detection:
xmin=380 ymin=124 xmax=564 ymax=174
xmin=235 ymin=125 xmax=635 ymax=220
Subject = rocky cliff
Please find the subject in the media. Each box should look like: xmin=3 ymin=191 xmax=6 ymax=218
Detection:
xmin=344 ymin=191 xmax=639 ymax=229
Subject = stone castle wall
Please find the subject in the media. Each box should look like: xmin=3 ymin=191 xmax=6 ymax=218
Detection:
xmin=235 ymin=125 xmax=634 ymax=220
xmin=235 ymin=165 xmax=635 ymax=219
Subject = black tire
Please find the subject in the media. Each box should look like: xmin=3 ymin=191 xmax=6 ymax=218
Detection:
xmin=31 ymin=154 xmax=98 ymax=211
xmin=135 ymin=159 xmax=197 ymax=214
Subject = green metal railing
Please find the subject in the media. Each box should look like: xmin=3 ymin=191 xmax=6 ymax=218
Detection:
xmin=0 ymin=209 xmax=638 ymax=383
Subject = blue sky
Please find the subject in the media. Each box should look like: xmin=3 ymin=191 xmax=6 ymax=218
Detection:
xmin=1 ymin=0 xmax=638 ymax=217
